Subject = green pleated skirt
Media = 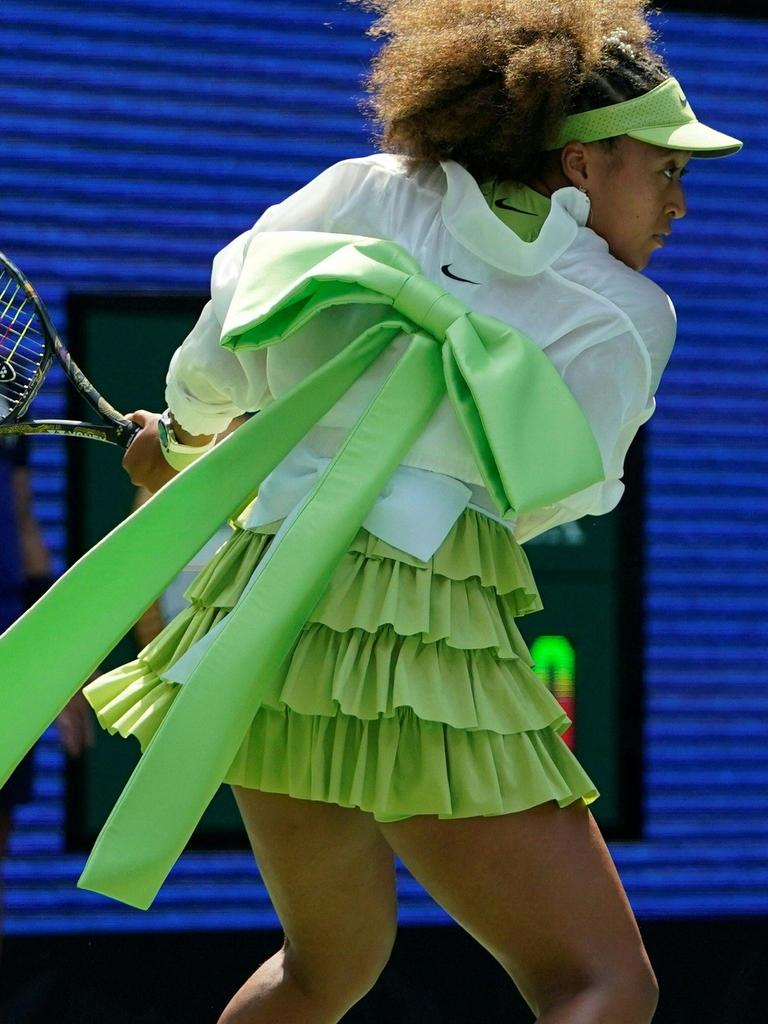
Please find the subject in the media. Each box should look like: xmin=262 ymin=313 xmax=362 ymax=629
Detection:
xmin=83 ymin=507 xmax=598 ymax=820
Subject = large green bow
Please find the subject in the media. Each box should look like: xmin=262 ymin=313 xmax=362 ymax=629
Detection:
xmin=0 ymin=232 xmax=603 ymax=909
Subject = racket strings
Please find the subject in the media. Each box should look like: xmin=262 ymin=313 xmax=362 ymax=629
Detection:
xmin=0 ymin=270 xmax=46 ymax=421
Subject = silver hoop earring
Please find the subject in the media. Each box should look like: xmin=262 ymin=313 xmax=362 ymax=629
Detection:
xmin=578 ymin=185 xmax=593 ymax=227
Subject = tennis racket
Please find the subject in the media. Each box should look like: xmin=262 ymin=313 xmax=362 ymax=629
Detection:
xmin=0 ymin=252 xmax=139 ymax=447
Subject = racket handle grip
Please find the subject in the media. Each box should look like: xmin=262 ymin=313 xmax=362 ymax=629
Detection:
xmin=117 ymin=418 xmax=142 ymax=449
xmin=0 ymin=419 xmax=140 ymax=447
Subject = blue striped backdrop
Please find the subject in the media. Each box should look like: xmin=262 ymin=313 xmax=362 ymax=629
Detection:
xmin=1 ymin=1 xmax=766 ymax=932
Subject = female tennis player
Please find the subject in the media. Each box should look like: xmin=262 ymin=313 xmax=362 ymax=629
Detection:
xmin=83 ymin=2 xmax=741 ymax=1021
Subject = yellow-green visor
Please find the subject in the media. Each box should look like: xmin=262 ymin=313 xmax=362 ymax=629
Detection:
xmin=546 ymin=77 xmax=742 ymax=158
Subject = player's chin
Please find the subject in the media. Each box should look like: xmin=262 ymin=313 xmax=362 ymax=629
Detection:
xmin=624 ymin=247 xmax=652 ymax=272
xmin=637 ymin=234 xmax=670 ymax=271
xmin=611 ymin=240 xmax=650 ymax=272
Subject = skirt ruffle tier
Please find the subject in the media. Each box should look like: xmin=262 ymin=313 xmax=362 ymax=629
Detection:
xmin=83 ymin=507 xmax=598 ymax=820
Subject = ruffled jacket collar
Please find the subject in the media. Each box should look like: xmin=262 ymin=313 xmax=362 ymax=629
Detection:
xmin=439 ymin=159 xmax=591 ymax=277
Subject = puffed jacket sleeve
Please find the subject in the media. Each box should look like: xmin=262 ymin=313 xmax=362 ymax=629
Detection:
xmin=164 ymin=232 xmax=272 ymax=435
xmin=164 ymin=159 xmax=393 ymax=435
xmin=514 ymin=272 xmax=676 ymax=544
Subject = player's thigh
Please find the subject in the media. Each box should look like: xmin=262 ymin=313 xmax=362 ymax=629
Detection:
xmin=231 ymin=787 xmax=398 ymax=980
xmin=378 ymin=800 xmax=656 ymax=1015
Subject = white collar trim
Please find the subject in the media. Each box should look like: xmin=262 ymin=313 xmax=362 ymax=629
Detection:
xmin=439 ymin=160 xmax=591 ymax=277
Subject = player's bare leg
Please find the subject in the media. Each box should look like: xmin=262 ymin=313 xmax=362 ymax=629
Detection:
xmin=217 ymin=789 xmax=398 ymax=1024
xmin=380 ymin=800 xmax=658 ymax=1023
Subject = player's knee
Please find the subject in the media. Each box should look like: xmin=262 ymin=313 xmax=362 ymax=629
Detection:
xmin=618 ymin=961 xmax=660 ymax=1022
xmin=540 ymin=960 xmax=659 ymax=1023
xmin=597 ymin=961 xmax=659 ymax=1023
xmin=345 ymin=936 xmax=395 ymax=1003
xmin=284 ymin=926 xmax=396 ymax=1011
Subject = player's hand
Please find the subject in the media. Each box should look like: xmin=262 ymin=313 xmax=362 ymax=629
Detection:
xmin=121 ymin=410 xmax=178 ymax=493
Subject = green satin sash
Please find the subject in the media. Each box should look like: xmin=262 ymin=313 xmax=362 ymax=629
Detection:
xmin=0 ymin=231 xmax=604 ymax=909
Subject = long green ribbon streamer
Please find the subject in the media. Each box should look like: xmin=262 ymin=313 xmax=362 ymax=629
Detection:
xmin=0 ymin=232 xmax=604 ymax=909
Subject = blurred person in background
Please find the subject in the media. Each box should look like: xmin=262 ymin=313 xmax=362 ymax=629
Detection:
xmin=0 ymin=435 xmax=94 ymax=970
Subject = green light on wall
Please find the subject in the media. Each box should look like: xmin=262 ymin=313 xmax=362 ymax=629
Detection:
xmin=530 ymin=634 xmax=576 ymax=750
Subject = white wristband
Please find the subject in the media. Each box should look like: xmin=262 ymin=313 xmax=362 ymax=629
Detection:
xmin=159 ymin=439 xmax=215 ymax=472
xmin=158 ymin=410 xmax=217 ymax=471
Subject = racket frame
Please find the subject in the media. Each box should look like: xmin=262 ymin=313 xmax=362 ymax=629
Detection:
xmin=0 ymin=252 xmax=139 ymax=448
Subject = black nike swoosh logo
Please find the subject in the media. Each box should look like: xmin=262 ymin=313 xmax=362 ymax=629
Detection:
xmin=441 ymin=264 xmax=481 ymax=285
xmin=494 ymin=198 xmax=539 ymax=215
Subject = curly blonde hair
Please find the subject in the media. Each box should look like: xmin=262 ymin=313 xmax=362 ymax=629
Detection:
xmin=352 ymin=1 xmax=669 ymax=183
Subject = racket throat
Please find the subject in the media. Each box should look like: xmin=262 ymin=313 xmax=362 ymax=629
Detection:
xmin=0 ymin=359 xmax=17 ymax=382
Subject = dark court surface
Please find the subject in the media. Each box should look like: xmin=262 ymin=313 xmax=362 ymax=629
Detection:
xmin=0 ymin=918 xmax=765 ymax=1023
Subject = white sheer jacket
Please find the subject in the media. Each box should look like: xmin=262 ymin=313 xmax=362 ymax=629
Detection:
xmin=164 ymin=154 xmax=676 ymax=556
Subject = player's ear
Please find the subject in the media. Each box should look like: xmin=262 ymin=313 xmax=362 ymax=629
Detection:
xmin=560 ymin=142 xmax=591 ymax=190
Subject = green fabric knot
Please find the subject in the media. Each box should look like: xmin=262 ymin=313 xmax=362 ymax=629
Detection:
xmin=392 ymin=273 xmax=467 ymax=339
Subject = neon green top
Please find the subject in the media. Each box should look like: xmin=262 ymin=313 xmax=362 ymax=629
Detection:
xmin=481 ymin=181 xmax=552 ymax=243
